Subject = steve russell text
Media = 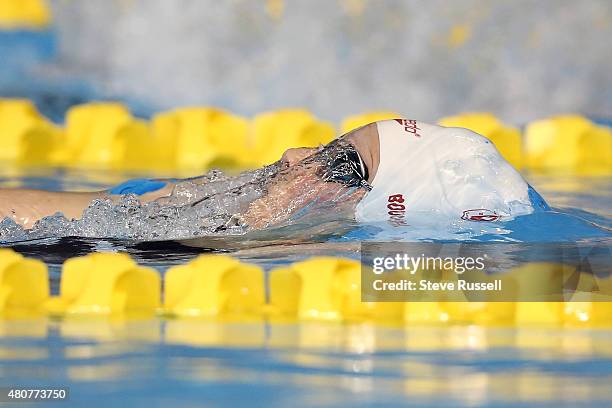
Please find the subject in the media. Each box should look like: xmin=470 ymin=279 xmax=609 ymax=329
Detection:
xmin=372 ymin=279 xmax=502 ymax=292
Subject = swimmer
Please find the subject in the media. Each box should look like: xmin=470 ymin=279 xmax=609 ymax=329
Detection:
xmin=0 ymin=119 xmax=549 ymax=236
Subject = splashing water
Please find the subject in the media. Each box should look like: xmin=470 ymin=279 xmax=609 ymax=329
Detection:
xmin=0 ymin=141 xmax=365 ymax=244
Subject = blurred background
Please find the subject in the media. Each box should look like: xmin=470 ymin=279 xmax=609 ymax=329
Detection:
xmin=0 ymin=0 xmax=610 ymax=179
xmin=3 ymin=0 xmax=611 ymax=123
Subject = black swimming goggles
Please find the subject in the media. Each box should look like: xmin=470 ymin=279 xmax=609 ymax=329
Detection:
xmin=322 ymin=145 xmax=372 ymax=191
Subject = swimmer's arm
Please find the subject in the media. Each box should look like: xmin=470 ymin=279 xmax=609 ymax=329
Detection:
xmin=0 ymin=188 xmax=104 ymax=228
xmin=0 ymin=180 xmax=178 ymax=229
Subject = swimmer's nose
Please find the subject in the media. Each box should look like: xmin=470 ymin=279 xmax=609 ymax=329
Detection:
xmin=280 ymin=147 xmax=317 ymax=166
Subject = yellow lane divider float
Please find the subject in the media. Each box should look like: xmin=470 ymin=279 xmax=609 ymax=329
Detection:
xmin=0 ymin=249 xmax=48 ymax=316
xmin=269 ymin=257 xmax=403 ymax=323
xmin=164 ymin=254 xmax=265 ymax=318
xmin=525 ymin=114 xmax=612 ymax=176
xmin=45 ymin=252 xmax=160 ymax=316
xmin=151 ymin=107 xmax=250 ymax=172
xmin=0 ymin=99 xmax=62 ymax=166
xmin=0 ymin=99 xmax=610 ymax=175
xmin=0 ymin=0 xmax=50 ymax=30
xmin=58 ymin=102 xmax=134 ymax=169
xmin=0 ymin=249 xmax=610 ymax=327
xmin=251 ymin=109 xmax=335 ymax=166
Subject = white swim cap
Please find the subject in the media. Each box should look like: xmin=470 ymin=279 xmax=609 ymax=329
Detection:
xmin=355 ymin=119 xmax=535 ymax=226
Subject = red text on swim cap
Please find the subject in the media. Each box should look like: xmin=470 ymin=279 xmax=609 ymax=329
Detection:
xmin=393 ymin=119 xmax=421 ymax=138
xmin=387 ymin=194 xmax=408 ymax=227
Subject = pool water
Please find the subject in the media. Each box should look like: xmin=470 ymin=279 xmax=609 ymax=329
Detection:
xmin=2 ymin=321 xmax=611 ymax=407
xmin=1 ymin=168 xmax=611 ymax=407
